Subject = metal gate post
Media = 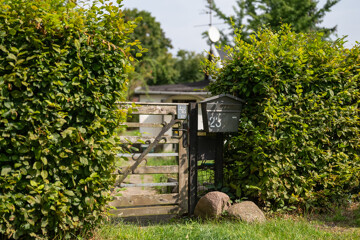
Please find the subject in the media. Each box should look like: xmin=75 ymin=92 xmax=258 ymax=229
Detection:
xmin=214 ymin=133 xmax=224 ymax=188
xmin=188 ymin=102 xmax=198 ymax=215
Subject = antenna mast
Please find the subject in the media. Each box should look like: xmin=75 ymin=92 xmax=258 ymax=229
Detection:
xmin=208 ymin=0 xmax=213 ymax=26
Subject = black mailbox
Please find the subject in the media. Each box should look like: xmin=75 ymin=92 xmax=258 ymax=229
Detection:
xmin=200 ymin=94 xmax=245 ymax=133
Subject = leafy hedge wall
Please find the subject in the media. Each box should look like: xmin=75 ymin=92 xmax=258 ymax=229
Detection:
xmin=207 ymin=26 xmax=360 ymax=211
xmin=0 ymin=0 xmax=139 ymax=238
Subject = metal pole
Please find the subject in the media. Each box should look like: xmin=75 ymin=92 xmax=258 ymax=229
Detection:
xmin=188 ymin=102 xmax=198 ymax=215
xmin=214 ymin=133 xmax=224 ymax=188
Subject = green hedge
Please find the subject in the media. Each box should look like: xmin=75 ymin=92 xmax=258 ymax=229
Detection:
xmin=0 ymin=0 xmax=139 ymax=238
xmin=207 ymin=26 xmax=360 ymax=211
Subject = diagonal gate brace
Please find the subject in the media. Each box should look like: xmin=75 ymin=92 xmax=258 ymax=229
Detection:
xmin=115 ymin=114 xmax=181 ymax=187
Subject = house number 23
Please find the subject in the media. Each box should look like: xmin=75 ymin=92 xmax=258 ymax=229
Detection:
xmin=209 ymin=116 xmax=221 ymax=128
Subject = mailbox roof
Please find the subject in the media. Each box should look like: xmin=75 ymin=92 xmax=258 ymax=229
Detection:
xmin=200 ymin=93 xmax=245 ymax=104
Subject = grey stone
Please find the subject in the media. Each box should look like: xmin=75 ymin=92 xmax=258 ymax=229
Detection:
xmin=194 ymin=191 xmax=231 ymax=219
xmin=227 ymin=201 xmax=266 ymax=223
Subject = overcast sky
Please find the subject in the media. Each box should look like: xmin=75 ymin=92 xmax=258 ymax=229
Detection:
xmin=121 ymin=0 xmax=360 ymax=55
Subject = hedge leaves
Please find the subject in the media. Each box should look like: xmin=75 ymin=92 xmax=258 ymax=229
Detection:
xmin=0 ymin=0 xmax=140 ymax=238
xmin=207 ymin=25 xmax=360 ymax=211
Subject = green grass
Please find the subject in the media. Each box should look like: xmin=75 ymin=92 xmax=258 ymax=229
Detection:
xmin=146 ymin=156 xmax=177 ymax=166
xmin=197 ymin=160 xmax=216 ymax=185
xmin=120 ymin=129 xmax=142 ymax=136
xmin=93 ymin=217 xmax=360 ymax=240
xmin=309 ymin=203 xmax=360 ymax=229
xmin=146 ymin=156 xmax=177 ymax=193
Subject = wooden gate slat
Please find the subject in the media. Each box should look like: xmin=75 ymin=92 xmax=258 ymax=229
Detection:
xmin=110 ymin=205 xmax=181 ymax=217
xmin=120 ymin=182 xmax=177 ymax=188
xmin=124 ymin=105 xmax=177 ymax=115
xmin=116 ymin=165 xmax=178 ymax=174
xmin=110 ymin=194 xmax=179 ymax=207
xmin=117 ymin=153 xmax=178 ymax=158
xmin=121 ymin=122 xmax=181 ymax=128
xmin=119 ymin=136 xmax=179 ymax=144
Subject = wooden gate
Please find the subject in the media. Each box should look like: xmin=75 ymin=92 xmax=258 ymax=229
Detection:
xmin=109 ymin=103 xmax=189 ymax=217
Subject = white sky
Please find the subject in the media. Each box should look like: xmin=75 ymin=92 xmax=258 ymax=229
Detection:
xmin=121 ymin=0 xmax=360 ymax=54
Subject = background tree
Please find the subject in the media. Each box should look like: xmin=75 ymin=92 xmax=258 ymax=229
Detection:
xmin=174 ymin=50 xmax=205 ymax=83
xmin=123 ymin=8 xmax=172 ymax=60
xmin=123 ymin=8 xmax=205 ymax=93
xmin=210 ymin=0 xmax=340 ymax=43
xmin=123 ymin=9 xmax=178 ymax=89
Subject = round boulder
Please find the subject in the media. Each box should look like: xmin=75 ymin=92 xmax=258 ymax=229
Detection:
xmin=194 ymin=191 xmax=231 ymax=219
xmin=227 ymin=201 xmax=266 ymax=223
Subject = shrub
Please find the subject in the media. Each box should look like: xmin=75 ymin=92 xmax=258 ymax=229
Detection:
xmin=0 ymin=0 xmax=140 ymax=238
xmin=206 ymin=25 xmax=360 ymax=211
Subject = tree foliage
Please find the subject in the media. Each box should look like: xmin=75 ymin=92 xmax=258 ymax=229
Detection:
xmin=123 ymin=8 xmax=172 ymax=59
xmin=123 ymin=8 xmax=204 ymax=91
xmin=123 ymin=8 xmax=178 ymax=87
xmin=0 ymin=0 xmax=137 ymax=238
xmin=206 ymin=25 xmax=360 ymax=211
xmin=211 ymin=0 xmax=340 ymax=43
xmin=174 ymin=50 xmax=205 ymax=83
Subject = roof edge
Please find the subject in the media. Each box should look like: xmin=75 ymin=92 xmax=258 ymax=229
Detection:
xmin=135 ymin=89 xmax=211 ymax=96
xmin=200 ymin=93 xmax=245 ymax=103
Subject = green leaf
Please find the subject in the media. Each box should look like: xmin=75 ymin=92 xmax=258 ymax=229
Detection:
xmin=41 ymin=170 xmax=48 ymax=179
xmin=1 ymin=166 xmax=11 ymax=176
xmin=10 ymin=46 xmax=19 ymax=53
xmin=30 ymin=180 xmax=38 ymax=187
xmin=90 ymin=172 xmax=99 ymax=178
xmin=74 ymin=39 xmax=80 ymax=50
xmin=64 ymin=190 xmax=75 ymax=196
xmin=41 ymin=218 xmax=49 ymax=228
xmin=33 ymin=161 xmax=42 ymax=170
xmin=9 ymin=28 xmax=16 ymax=36
xmin=61 ymin=127 xmax=76 ymax=138
xmin=0 ymin=154 xmax=7 ymax=162
xmin=53 ymin=46 xmax=61 ymax=54
xmin=41 ymin=157 xmax=48 ymax=165
xmin=7 ymin=53 xmax=17 ymax=61
xmin=10 ymin=90 xmax=22 ymax=98
xmin=19 ymin=146 xmax=29 ymax=154
xmin=80 ymin=157 xmax=88 ymax=165
xmin=26 ymin=55 xmax=37 ymax=61
xmin=4 ymin=102 xmax=12 ymax=109
xmin=0 ymin=45 xmax=8 ymax=53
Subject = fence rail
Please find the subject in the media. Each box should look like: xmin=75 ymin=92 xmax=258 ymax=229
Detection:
xmin=119 ymin=136 xmax=179 ymax=144
xmin=116 ymin=166 xmax=178 ymax=174
xmin=117 ymin=153 xmax=179 ymax=158
xmin=110 ymin=194 xmax=179 ymax=207
xmin=119 ymin=182 xmax=178 ymax=188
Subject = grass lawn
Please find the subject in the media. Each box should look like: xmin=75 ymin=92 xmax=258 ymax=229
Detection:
xmin=93 ymin=212 xmax=360 ymax=240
